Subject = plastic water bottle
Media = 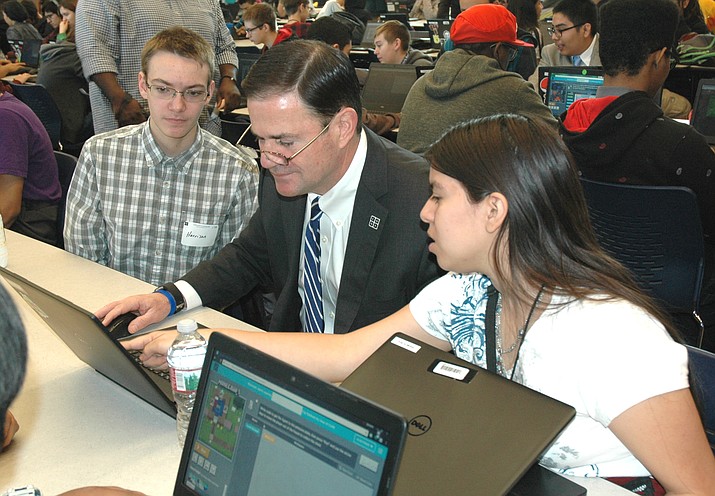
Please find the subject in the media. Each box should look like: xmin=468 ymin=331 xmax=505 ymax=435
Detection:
xmin=167 ymin=319 xmax=207 ymax=447
xmin=0 ymin=214 xmax=8 ymax=268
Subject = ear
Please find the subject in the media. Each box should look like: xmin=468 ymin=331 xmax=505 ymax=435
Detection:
xmin=581 ymin=22 xmax=592 ymax=39
xmin=652 ymin=46 xmax=668 ymax=69
xmin=333 ymin=106 xmax=359 ymax=148
xmin=483 ymin=192 xmax=509 ymax=233
xmin=393 ymin=37 xmax=403 ymax=50
xmin=138 ymin=71 xmax=149 ymax=99
xmin=207 ymin=79 xmax=216 ymax=101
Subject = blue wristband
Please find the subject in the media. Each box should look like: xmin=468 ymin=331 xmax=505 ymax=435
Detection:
xmin=154 ymin=288 xmax=176 ymax=316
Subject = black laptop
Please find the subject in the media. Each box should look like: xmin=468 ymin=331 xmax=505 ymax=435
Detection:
xmin=174 ymin=332 xmax=407 ymax=496
xmin=341 ymin=333 xmax=584 ymax=496
xmin=361 ymin=62 xmax=418 ymax=114
xmin=0 ymin=265 xmax=178 ymax=417
xmin=8 ymin=39 xmax=41 ymax=68
xmin=691 ymin=78 xmax=715 ymax=144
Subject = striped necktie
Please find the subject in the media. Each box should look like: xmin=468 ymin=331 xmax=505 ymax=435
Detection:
xmin=303 ymin=197 xmax=324 ymax=333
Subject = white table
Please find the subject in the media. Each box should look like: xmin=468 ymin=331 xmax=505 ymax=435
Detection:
xmin=0 ymin=231 xmax=258 ymax=495
xmin=0 ymin=231 xmax=631 ymax=495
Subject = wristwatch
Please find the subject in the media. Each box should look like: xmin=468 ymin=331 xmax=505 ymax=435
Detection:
xmin=154 ymin=282 xmax=186 ymax=314
xmin=220 ymin=75 xmax=237 ymax=84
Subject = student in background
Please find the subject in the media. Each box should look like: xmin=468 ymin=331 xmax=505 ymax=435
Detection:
xmin=0 ymin=85 xmax=61 ymax=245
xmin=318 ymin=0 xmax=345 ymax=17
xmin=64 ymin=27 xmax=258 ymax=286
xmin=306 ymin=16 xmax=402 ymax=135
xmin=507 ymin=0 xmax=543 ymax=59
xmin=560 ymin=0 xmax=715 ymax=352
xmin=243 ymin=3 xmax=291 ymax=51
xmin=410 ymin=0 xmax=440 ymax=20
xmin=397 ymin=4 xmax=554 ymax=154
xmin=14 ymin=0 xmax=92 ymax=156
xmin=2 ymin=0 xmax=41 ymax=40
xmin=41 ymin=0 xmax=60 ymax=43
xmin=539 ymin=0 xmax=598 ymax=67
xmin=126 ymin=113 xmax=715 ymax=495
xmin=373 ymin=20 xmax=433 ymax=65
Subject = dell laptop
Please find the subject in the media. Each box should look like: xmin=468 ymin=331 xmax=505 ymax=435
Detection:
xmin=341 ymin=333 xmax=581 ymax=496
xmin=361 ymin=63 xmax=417 ymax=114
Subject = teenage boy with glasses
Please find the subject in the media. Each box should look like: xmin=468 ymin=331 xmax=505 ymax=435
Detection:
xmin=539 ymin=0 xmax=599 ymax=69
xmin=64 ymin=27 xmax=259 ymax=287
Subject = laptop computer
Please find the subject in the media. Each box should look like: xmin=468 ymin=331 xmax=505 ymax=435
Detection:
xmin=691 ymin=78 xmax=715 ymax=144
xmin=538 ymin=66 xmax=604 ymax=117
xmin=385 ymin=1 xmax=409 ymax=13
xmin=426 ymin=19 xmax=452 ymax=50
xmin=0 ymin=265 xmax=178 ymax=418
xmin=8 ymin=39 xmax=41 ymax=68
xmin=359 ymin=21 xmax=382 ymax=48
xmin=379 ymin=13 xmax=410 ymax=28
xmin=361 ymin=63 xmax=417 ymax=114
xmin=341 ymin=333 xmax=582 ymax=496
xmin=174 ymin=332 xmax=407 ymax=496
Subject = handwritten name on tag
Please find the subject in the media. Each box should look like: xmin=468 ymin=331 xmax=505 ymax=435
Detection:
xmin=181 ymin=221 xmax=219 ymax=247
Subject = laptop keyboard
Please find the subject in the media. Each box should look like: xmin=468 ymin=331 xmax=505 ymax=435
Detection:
xmin=128 ymin=350 xmax=170 ymax=382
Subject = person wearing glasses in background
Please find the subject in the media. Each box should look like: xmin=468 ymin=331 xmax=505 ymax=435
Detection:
xmin=397 ymin=4 xmax=555 ymax=155
xmin=96 ymin=39 xmax=440 ymax=339
xmin=64 ymin=27 xmax=258 ymax=287
xmin=243 ymin=3 xmax=295 ymax=52
xmin=538 ymin=0 xmax=599 ymax=68
xmin=560 ymin=0 xmax=715 ymax=354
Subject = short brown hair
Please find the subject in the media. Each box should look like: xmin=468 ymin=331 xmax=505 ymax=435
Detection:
xmin=243 ymin=3 xmax=276 ymax=31
xmin=375 ymin=20 xmax=410 ymax=51
xmin=141 ymin=26 xmax=215 ymax=85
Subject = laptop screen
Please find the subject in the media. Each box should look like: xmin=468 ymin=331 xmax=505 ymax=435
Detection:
xmin=175 ymin=333 xmax=406 ymax=496
xmin=361 ymin=63 xmax=417 ymax=114
xmin=692 ymin=78 xmax=715 ymax=144
xmin=8 ymin=39 xmax=41 ymax=68
xmin=544 ymin=67 xmax=604 ymax=117
xmin=426 ymin=19 xmax=452 ymax=50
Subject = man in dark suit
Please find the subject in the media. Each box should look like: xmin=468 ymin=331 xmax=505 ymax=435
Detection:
xmin=97 ymin=40 xmax=440 ymax=335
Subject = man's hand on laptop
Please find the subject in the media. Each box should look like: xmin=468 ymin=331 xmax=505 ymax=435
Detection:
xmin=95 ymin=294 xmax=171 ymax=334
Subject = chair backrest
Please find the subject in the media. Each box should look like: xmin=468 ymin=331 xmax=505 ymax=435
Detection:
xmin=53 ymin=150 xmax=78 ymax=249
xmin=686 ymin=345 xmax=715 ymax=455
xmin=580 ymin=178 xmax=705 ymax=313
xmin=8 ymin=82 xmax=62 ymax=150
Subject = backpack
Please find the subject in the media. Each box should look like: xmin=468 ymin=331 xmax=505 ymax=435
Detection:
xmin=332 ymin=11 xmax=366 ymax=46
xmin=677 ymin=34 xmax=715 ymax=67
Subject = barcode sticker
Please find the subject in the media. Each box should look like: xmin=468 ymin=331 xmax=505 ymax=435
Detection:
xmin=390 ymin=336 xmax=421 ymax=353
xmin=432 ymin=361 xmax=470 ymax=380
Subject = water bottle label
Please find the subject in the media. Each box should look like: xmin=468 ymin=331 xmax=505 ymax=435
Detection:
xmin=170 ymin=367 xmax=202 ymax=393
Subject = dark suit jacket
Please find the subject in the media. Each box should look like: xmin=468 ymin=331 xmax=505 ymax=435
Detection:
xmin=181 ymin=129 xmax=441 ymax=333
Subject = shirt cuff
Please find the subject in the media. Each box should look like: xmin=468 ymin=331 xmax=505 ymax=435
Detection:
xmin=174 ymin=280 xmax=203 ymax=311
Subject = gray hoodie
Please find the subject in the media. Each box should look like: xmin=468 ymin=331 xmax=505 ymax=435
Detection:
xmin=397 ymin=48 xmax=555 ymax=154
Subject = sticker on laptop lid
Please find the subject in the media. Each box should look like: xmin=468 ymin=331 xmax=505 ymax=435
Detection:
xmin=390 ymin=336 xmax=421 ymax=353
xmin=428 ymin=359 xmax=478 ymax=383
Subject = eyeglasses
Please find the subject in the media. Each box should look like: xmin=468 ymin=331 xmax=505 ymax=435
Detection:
xmin=547 ymin=23 xmax=585 ymax=38
xmin=146 ymin=84 xmax=209 ymax=103
xmin=258 ymin=120 xmax=332 ymax=166
xmin=245 ymin=24 xmax=263 ymax=34
xmin=665 ymin=48 xmax=679 ymax=70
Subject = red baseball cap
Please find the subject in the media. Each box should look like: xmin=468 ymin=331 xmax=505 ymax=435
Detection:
xmin=450 ymin=4 xmax=532 ymax=47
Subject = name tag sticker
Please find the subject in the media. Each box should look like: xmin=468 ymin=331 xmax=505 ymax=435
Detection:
xmin=390 ymin=336 xmax=421 ymax=353
xmin=181 ymin=221 xmax=219 ymax=247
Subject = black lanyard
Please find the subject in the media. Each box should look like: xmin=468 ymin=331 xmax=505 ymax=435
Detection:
xmin=485 ymin=284 xmax=499 ymax=374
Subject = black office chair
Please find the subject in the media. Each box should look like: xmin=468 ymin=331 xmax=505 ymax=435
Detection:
xmin=8 ymin=82 xmax=62 ymax=150
xmin=686 ymin=345 xmax=715 ymax=456
xmin=53 ymin=150 xmax=78 ymax=249
xmin=580 ymin=179 xmax=706 ymax=346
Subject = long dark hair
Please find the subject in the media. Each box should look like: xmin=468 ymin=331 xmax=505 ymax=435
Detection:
xmin=507 ymin=0 xmax=539 ymax=33
xmin=425 ymin=114 xmax=679 ymax=339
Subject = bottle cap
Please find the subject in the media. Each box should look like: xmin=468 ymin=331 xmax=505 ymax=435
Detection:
xmin=176 ymin=319 xmax=198 ymax=334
